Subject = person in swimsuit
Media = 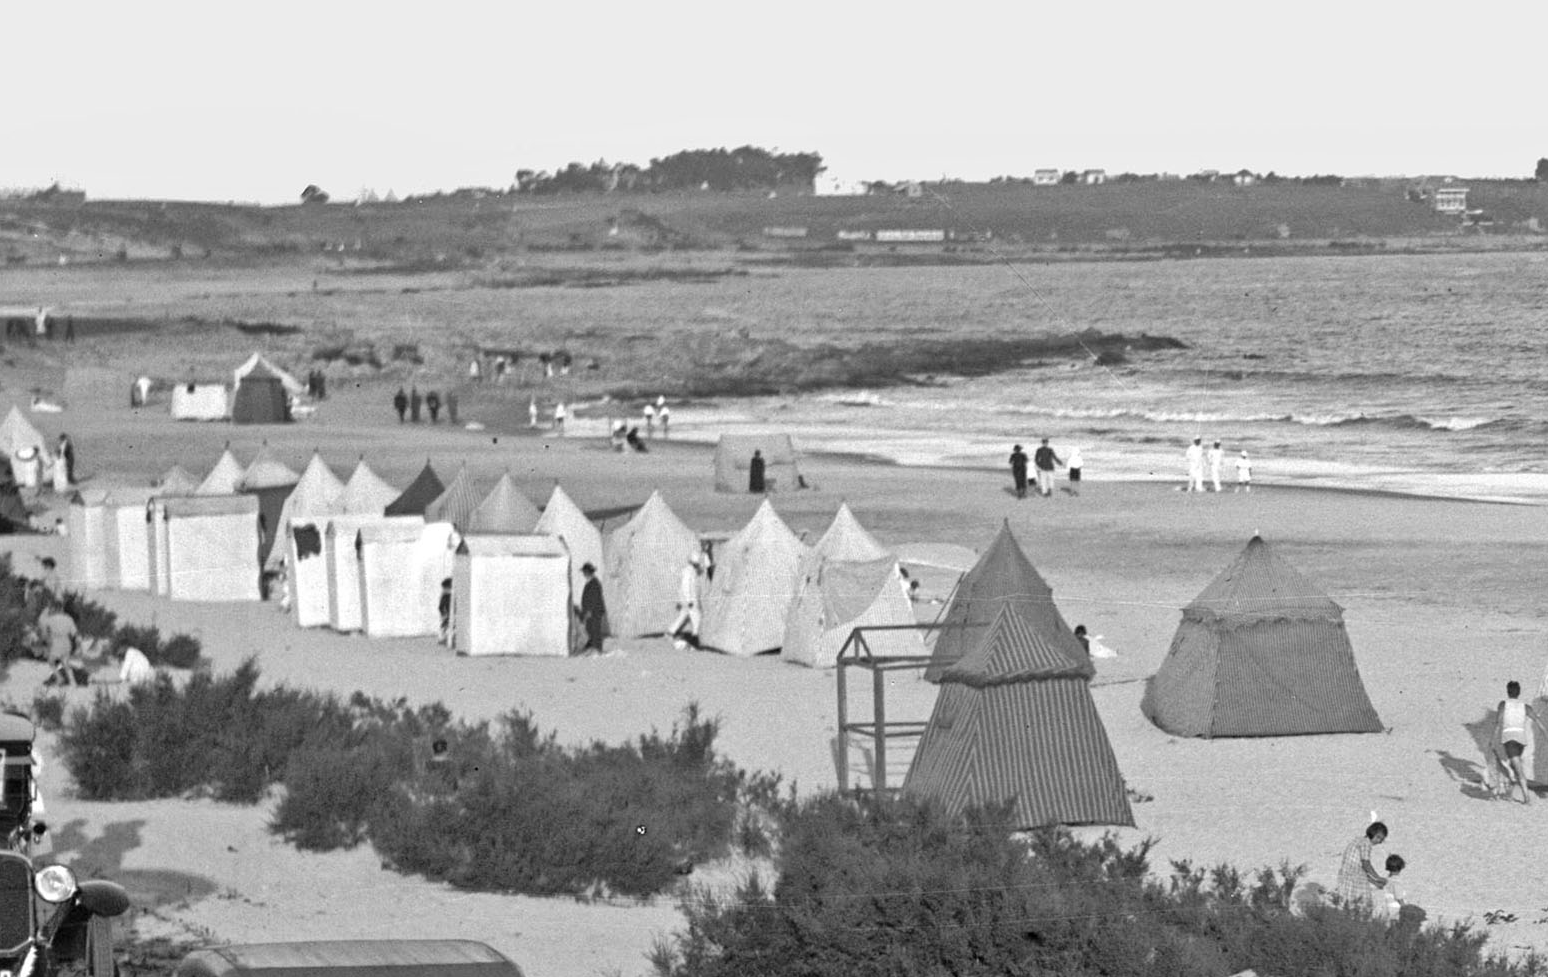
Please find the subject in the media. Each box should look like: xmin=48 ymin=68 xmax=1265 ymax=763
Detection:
xmin=1493 ymin=680 xmax=1546 ymax=804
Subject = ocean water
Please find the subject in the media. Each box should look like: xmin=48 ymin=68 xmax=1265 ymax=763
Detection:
xmin=644 ymin=249 xmax=1548 ymax=503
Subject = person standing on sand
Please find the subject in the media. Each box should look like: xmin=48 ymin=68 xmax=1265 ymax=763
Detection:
xmin=393 ymin=388 xmax=408 ymax=423
xmin=1009 ymin=444 xmax=1029 ymax=499
xmin=1208 ymin=440 xmax=1225 ymax=492
xmin=1334 ymin=821 xmax=1389 ymax=908
xmin=749 ymin=449 xmax=766 ymax=493
xmin=658 ymin=397 xmax=670 ymax=437
xmin=670 ymin=555 xmax=703 ymax=650
xmin=1033 ymin=438 xmax=1061 ymax=498
xmin=469 ymin=357 xmax=481 ymax=382
xmin=553 ymin=401 xmax=567 ymax=434
xmin=425 ymin=391 xmax=441 ymax=424
xmin=1185 ymin=437 xmax=1205 ymax=492
xmin=56 ymin=434 xmax=75 ymax=486
xmin=1492 ymin=681 xmax=1546 ymax=804
xmin=446 ymin=392 xmax=458 ymax=426
xmin=576 ymin=562 xmax=608 ymax=653
xmin=528 ymin=397 xmax=539 ymax=428
xmin=643 ymin=401 xmax=656 ymax=437
xmin=409 ymin=386 xmax=422 ymax=423
xmin=1236 ymin=450 xmax=1252 ymax=492
xmin=1066 ymin=447 xmax=1083 ymax=496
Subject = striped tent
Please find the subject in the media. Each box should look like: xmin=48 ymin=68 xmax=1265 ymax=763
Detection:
xmin=1141 ymin=535 xmax=1383 ymax=738
xmin=905 ymin=606 xmax=1134 ymax=828
xmin=602 ymin=490 xmax=700 ymax=638
xmin=467 ymin=472 xmax=540 ymax=534
xmin=923 ymin=521 xmax=1087 ymax=681
xmin=425 ymin=465 xmax=482 ymax=532
xmin=385 ymin=461 xmax=444 ymax=517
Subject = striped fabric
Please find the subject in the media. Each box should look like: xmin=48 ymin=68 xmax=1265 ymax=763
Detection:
xmin=906 ymin=608 xmax=1134 ymax=828
xmin=1142 ymin=535 xmax=1383 ymax=737
xmin=924 ymin=521 xmax=1088 ymax=681
xmin=425 ymin=465 xmax=484 ymax=533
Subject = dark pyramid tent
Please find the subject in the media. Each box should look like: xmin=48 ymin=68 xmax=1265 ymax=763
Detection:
xmin=230 ymin=361 xmax=292 ymax=425
xmin=905 ymin=606 xmax=1134 ymax=828
xmin=424 ymin=464 xmax=483 ymax=533
xmin=1141 ymin=535 xmax=1383 ymax=738
xmin=384 ymin=462 xmax=444 ymax=517
xmin=923 ymin=521 xmax=1088 ymax=682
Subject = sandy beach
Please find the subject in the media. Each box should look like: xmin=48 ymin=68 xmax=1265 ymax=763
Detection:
xmin=5 ymin=359 xmax=1548 ymax=977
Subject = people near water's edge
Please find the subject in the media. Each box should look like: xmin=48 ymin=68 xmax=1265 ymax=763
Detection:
xmin=1236 ymin=450 xmax=1252 ymax=492
xmin=393 ymin=388 xmax=408 ymax=423
xmin=657 ymin=396 xmax=670 ymax=437
xmin=670 ymin=554 xmax=703 ymax=650
xmin=643 ymin=401 xmax=656 ymax=437
xmin=576 ymin=562 xmax=608 ymax=653
xmin=1208 ymin=440 xmax=1225 ymax=492
xmin=1334 ymin=821 xmax=1388 ymax=908
xmin=749 ymin=449 xmax=766 ymax=493
xmin=1009 ymin=444 xmax=1029 ymax=499
xmin=1073 ymin=624 xmax=1090 ymax=655
xmin=1066 ymin=447 xmax=1083 ymax=496
xmin=1185 ymin=436 xmax=1205 ymax=492
xmin=1033 ymin=438 xmax=1061 ymax=498
xmin=1493 ymin=680 xmax=1546 ymax=804
xmin=553 ymin=401 xmax=567 ymax=435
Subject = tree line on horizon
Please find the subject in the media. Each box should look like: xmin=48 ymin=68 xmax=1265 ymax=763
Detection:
xmin=514 ymin=146 xmax=825 ymax=194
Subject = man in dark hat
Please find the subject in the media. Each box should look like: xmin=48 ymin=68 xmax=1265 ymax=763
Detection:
xmin=576 ymin=562 xmax=607 ymax=654
xmin=393 ymin=388 xmax=408 ymax=423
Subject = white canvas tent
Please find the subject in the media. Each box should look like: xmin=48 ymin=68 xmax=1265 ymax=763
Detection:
xmin=103 ymin=487 xmax=155 ymax=590
xmin=324 ymin=514 xmax=424 ymax=632
xmin=234 ymin=353 xmax=306 ymax=398
xmin=266 ymin=452 xmax=344 ymax=570
xmin=197 ymin=448 xmax=245 ymax=495
xmin=170 ymin=383 xmax=230 ymax=421
xmin=782 ymin=555 xmax=924 ymax=668
xmin=0 ymin=406 xmax=52 ymax=484
xmin=533 ymin=485 xmax=603 ymax=599
xmin=700 ymin=499 xmax=809 ymax=656
xmin=602 ymin=490 xmax=700 ymax=637
xmin=334 ymin=460 xmax=399 ymax=515
xmin=453 ymin=534 xmax=573 ymax=657
xmin=359 ymin=519 xmax=452 ymax=638
xmin=286 ymin=517 xmax=331 ymax=627
xmin=153 ymin=494 xmax=260 ymax=601
xmin=66 ymin=490 xmax=111 ymax=590
xmin=466 ymin=472 xmax=540 ymax=534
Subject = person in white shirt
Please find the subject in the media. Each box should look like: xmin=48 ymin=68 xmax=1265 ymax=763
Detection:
xmin=119 ymin=646 xmax=156 ymax=686
xmin=1066 ymin=447 xmax=1083 ymax=496
xmin=1184 ymin=438 xmax=1205 ymax=492
xmin=658 ymin=398 xmax=671 ymax=437
xmin=528 ymin=397 xmax=538 ymax=428
xmin=1208 ymin=441 xmax=1225 ymax=492
xmin=553 ymin=401 xmax=566 ymax=435
xmin=643 ymin=402 xmax=656 ymax=436
xmin=1235 ymin=451 xmax=1253 ymax=492
xmin=1378 ymin=854 xmax=1408 ymax=919
xmin=669 ymin=555 xmax=703 ymax=650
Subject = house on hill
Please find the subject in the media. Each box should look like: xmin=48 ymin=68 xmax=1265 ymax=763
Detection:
xmin=1033 ymin=169 xmax=1061 ymax=186
xmin=1081 ymin=169 xmax=1107 ymax=185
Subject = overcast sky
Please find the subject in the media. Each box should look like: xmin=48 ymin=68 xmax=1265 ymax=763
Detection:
xmin=7 ymin=0 xmax=1545 ymax=204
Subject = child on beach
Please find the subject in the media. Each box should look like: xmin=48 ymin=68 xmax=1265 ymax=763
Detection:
xmin=1236 ymin=451 xmax=1252 ymax=492
xmin=1379 ymin=854 xmax=1407 ymax=918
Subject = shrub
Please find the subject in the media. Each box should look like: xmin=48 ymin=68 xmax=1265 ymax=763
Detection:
xmin=108 ymin=624 xmax=201 ymax=669
xmin=60 ymin=591 xmax=116 ymax=639
xmin=29 ymin=693 xmax=64 ymax=731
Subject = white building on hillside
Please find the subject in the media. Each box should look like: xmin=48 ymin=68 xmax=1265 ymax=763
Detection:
xmin=1033 ymin=169 xmax=1061 ymax=185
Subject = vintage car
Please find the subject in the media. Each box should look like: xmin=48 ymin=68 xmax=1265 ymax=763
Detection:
xmin=0 ymin=713 xmax=130 ymax=977
xmin=175 ymin=941 xmax=527 ymax=977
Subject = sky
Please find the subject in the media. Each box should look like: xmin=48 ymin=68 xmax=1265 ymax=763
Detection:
xmin=7 ymin=0 xmax=1547 ymax=204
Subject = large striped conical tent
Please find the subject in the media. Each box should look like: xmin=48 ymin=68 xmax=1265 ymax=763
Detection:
xmin=384 ymin=461 xmax=443 ymax=517
xmin=1141 ymin=535 xmax=1383 ymax=738
xmin=602 ymin=490 xmax=699 ymax=638
xmin=905 ymin=605 xmax=1134 ymax=828
xmin=923 ymin=521 xmax=1088 ymax=681
xmin=534 ymin=484 xmax=602 ymax=599
xmin=700 ymin=499 xmax=808 ymax=656
xmin=467 ymin=472 xmax=541 ymax=534
xmin=335 ymin=459 xmax=399 ymax=515
xmin=424 ymin=464 xmax=482 ymax=532
xmin=265 ymin=451 xmax=344 ymax=569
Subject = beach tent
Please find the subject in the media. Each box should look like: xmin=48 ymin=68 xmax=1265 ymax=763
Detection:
xmin=700 ymin=499 xmax=809 ymax=656
xmin=265 ymin=452 xmax=344 ymax=570
xmin=0 ymin=407 xmax=52 ymax=483
xmin=152 ymin=494 xmax=261 ymax=601
xmin=782 ymin=555 xmax=924 ymax=668
xmin=234 ymin=353 xmax=306 ymax=398
xmin=807 ymin=503 xmax=890 ymax=565
xmin=319 ymin=514 xmax=426 ymax=632
xmin=196 ymin=448 xmax=245 ymax=496
xmin=359 ymin=519 xmax=453 ymax=638
xmin=923 ymin=522 xmax=1088 ymax=682
xmin=285 ymin=517 xmax=332 ymax=627
xmin=603 ymin=491 xmax=700 ymax=637
xmin=1141 ymin=535 xmax=1383 ymax=738
xmin=453 ymin=534 xmax=574 ymax=656
xmin=170 ymin=383 xmax=229 ymax=421
xmin=102 ymin=486 xmax=155 ymax=590
xmin=384 ymin=461 xmax=444 ymax=517
xmin=334 ymin=460 xmax=399 ymax=515
xmin=713 ymin=434 xmax=803 ymax=493
xmin=157 ymin=464 xmax=201 ymax=495
xmin=0 ymin=482 xmax=30 ymax=534
xmin=66 ymin=490 xmax=111 ymax=589
xmin=239 ymin=445 xmax=300 ymax=567
xmin=905 ymin=606 xmax=1134 ymax=828
xmin=424 ymin=465 xmax=483 ymax=533
xmin=533 ymin=485 xmax=602 ymax=598
xmin=64 ymin=367 xmax=128 ymax=414
xmin=466 ymin=472 xmax=540 ymax=534
xmin=230 ymin=362 xmax=292 ymax=425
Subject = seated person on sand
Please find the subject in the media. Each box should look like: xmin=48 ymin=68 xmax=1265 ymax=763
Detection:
xmin=626 ymin=427 xmax=648 ymax=452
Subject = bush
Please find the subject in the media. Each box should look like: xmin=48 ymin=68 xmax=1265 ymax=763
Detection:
xmin=60 ymin=591 xmax=116 ymax=639
xmin=108 ymin=624 xmax=201 ymax=669
xmin=30 ymin=693 xmax=64 ymax=731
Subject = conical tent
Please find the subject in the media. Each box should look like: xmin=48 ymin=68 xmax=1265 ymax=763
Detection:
xmin=905 ymin=606 xmax=1135 ymax=829
xmin=467 ymin=473 xmax=540 ymax=534
xmin=239 ymin=445 xmax=300 ymax=567
xmin=782 ymin=555 xmax=923 ymax=668
xmin=700 ymin=499 xmax=809 ymax=656
xmin=534 ymin=485 xmax=603 ymax=599
xmin=196 ymin=448 xmax=245 ymax=495
xmin=603 ymin=490 xmax=700 ymax=638
xmin=425 ymin=465 xmax=482 ymax=533
xmin=156 ymin=464 xmax=201 ymax=495
xmin=0 ymin=406 xmax=52 ymax=486
xmin=1142 ymin=535 xmax=1383 ymax=738
xmin=797 ymin=502 xmax=891 ymax=588
xmin=384 ymin=462 xmax=444 ymax=517
xmin=923 ymin=522 xmax=1088 ymax=681
xmin=335 ymin=460 xmax=399 ymax=515
xmin=233 ymin=352 xmax=306 ymax=396
xmin=265 ymin=452 xmax=344 ymax=569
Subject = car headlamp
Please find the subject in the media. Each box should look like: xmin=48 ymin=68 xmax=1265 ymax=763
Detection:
xmin=33 ymin=865 xmax=77 ymax=904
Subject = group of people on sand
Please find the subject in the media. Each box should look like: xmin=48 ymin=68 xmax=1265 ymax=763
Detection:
xmin=1184 ymin=437 xmax=1251 ymax=493
xmin=1335 ymin=820 xmax=1411 ymax=919
xmin=1008 ymin=439 xmax=1083 ymax=499
xmin=392 ymin=386 xmax=457 ymax=426
xmin=610 ymin=397 xmax=671 ymax=452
